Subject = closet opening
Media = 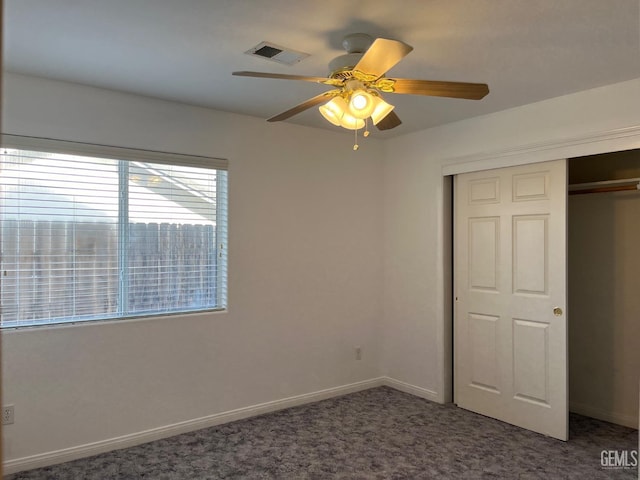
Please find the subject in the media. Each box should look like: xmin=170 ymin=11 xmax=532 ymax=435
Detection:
xmin=568 ymin=148 xmax=640 ymax=429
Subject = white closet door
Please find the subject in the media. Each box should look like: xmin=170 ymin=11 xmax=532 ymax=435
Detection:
xmin=454 ymin=159 xmax=568 ymax=440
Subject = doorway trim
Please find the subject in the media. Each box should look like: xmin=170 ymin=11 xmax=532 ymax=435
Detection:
xmin=437 ymin=124 xmax=640 ymax=404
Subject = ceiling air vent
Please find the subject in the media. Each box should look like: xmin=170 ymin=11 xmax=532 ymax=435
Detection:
xmin=245 ymin=41 xmax=309 ymax=66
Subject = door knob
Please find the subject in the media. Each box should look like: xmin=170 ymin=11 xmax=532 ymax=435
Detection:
xmin=553 ymin=307 xmax=563 ymax=316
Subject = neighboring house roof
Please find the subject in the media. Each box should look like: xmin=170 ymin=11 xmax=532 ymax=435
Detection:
xmin=2 ymin=150 xmax=218 ymax=225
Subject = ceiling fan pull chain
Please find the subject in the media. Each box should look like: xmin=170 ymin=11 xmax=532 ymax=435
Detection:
xmin=353 ymin=127 xmax=359 ymax=150
xmin=364 ymin=117 xmax=370 ymax=137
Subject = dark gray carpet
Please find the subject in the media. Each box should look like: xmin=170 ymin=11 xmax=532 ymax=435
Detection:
xmin=6 ymin=386 xmax=638 ymax=479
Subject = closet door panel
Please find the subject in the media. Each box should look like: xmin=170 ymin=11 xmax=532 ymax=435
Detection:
xmin=455 ymin=159 xmax=567 ymax=440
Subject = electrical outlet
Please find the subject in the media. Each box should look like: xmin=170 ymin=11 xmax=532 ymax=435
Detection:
xmin=355 ymin=346 xmax=362 ymax=360
xmin=2 ymin=405 xmax=14 ymax=425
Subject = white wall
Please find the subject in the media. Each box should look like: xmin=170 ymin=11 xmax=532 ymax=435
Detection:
xmin=1 ymin=73 xmax=385 ymax=465
xmin=3 ymin=71 xmax=640 ymax=470
xmin=382 ymin=78 xmax=640 ymax=401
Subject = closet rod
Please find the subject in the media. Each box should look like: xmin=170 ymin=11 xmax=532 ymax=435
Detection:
xmin=569 ymin=184 xmax=640 ymax=195
xmin=568 ymin=178 xmax=640 ymax=196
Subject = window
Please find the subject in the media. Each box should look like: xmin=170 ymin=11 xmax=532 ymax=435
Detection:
xmin=0 ymin=135 xmax=228 ymax=328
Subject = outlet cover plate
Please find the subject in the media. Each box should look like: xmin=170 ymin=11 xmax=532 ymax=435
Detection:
xmin=2 ymin=405 xmax=14 ymax=425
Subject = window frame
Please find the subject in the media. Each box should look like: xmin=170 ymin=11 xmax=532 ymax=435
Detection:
xmin=0 ymin=134 xmax=229 ymax=329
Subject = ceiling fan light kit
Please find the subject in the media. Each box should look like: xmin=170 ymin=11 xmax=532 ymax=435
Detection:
xmin=370 ymin=98 xmax=395 ymax=126
xmin=319 ymin=96 xmax=348 ymax=126
xmin=319 ymin=82 xmax=384 ymax=129
xmin=340 ymin=114 xmax=366 ymax=132
xmin=233 ymin=33 xmax=489 ymax=149
xmin=346 ymin=85 xmax=376 ymax=119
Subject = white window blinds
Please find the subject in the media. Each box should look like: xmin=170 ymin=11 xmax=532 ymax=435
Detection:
xmin=0 ymin=135 xmax=228 ymax=327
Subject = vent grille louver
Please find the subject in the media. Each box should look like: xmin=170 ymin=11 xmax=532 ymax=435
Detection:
xmin=253 ymin=45 xmax=282 ymax=59
xmin=245 ymin=42 xmax=309 ymax=66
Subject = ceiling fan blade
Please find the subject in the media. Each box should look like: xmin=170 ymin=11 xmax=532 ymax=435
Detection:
xmin=354 ymin=38 xmax=413 ymax=79
xmin=233 ymin=71 xmax=340 ymax=86
xmin=375 ymin=111 xmax=402 ymax=131
xmin=387 ymin=79 xmax=489 ymax=100
xmin=267 ymin=91 xmax=340 ymax=122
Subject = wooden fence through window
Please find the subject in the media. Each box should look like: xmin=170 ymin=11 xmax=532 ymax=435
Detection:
xmin=1 ymin=219 xmax=218 ymax=325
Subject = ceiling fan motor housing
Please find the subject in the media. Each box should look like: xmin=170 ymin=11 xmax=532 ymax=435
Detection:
xmin=328 ymin=33 xmax=373 ymax=78
xmin=329 ymin=54 xmax=364 ymax=78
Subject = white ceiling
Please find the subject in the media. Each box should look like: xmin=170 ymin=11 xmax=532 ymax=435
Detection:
xmin=4 ymin=0 xmax=640 ymax=137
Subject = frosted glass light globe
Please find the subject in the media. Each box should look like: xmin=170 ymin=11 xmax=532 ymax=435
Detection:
xmin=348 ymin=90 xmax=376 ymax=119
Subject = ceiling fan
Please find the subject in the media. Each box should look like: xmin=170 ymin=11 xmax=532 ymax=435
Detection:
xmin=233 ymin=33 xmax=489 ymax=143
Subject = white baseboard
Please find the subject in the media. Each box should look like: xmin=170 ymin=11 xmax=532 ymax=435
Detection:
xmin=11 ymin=381 xmax=631 ymax=475
xmin=381 ymin=376 xmax=440 ymax=403
xmin=4 ymin=377 xmax=388 ymax=475
xmin=569 ymin=401 xmax=638 ymax=429
xmin=4 ymin=376 xmax=441 ymax=475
